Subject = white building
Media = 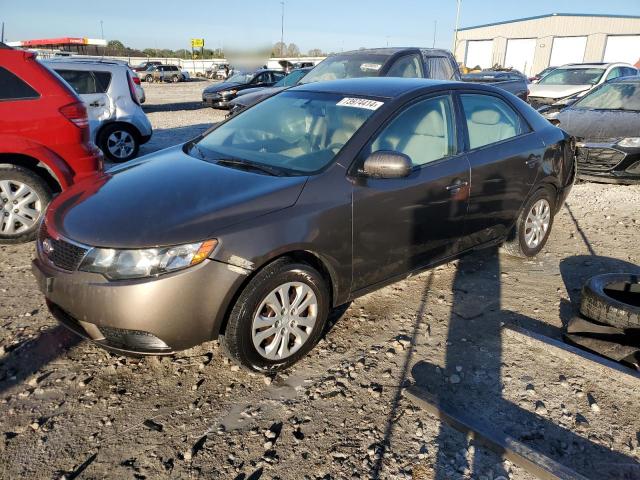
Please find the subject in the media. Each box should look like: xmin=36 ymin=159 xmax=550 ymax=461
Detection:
xmin=454 ymin=13 xmax=640 ymax=76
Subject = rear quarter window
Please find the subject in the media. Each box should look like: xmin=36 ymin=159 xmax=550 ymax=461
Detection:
xmin=55 ymin=69 xmax=112 ymax=94
xmin=0 ymin=66 xmax=40 ymax=101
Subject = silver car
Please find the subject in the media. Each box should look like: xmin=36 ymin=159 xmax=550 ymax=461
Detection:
xmin=42 ymin=59 xmax=153 ymax=162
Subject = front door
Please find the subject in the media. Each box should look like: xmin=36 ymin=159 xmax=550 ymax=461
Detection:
xmin=352 ymin=94 xmax=470 ymax=292
xmin=456 ymin=92 xmax=544 ymax=246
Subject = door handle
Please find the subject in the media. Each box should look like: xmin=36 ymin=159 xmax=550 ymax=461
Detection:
xmin=526 ymin=154 xmax=540 ymax=167
xmin=445 ymin=180 xmax=469 ymax=191
xmin=89 ymin=101 xmax=104 ymax=107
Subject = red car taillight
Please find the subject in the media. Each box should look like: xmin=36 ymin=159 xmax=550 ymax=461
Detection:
xmin=127 ymin=72 xmax=141 ymax=105
xmin=59 ymin=101 xmax=89 ymax=129
xmin=132 ymin=75 xmax=141 ymax=85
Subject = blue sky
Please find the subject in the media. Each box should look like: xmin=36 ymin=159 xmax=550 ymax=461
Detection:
xmin=1 ymin=0 xmax=638 ymax=53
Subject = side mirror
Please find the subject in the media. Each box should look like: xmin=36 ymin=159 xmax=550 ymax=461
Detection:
xmin=362 ymin=151 xmax=412 ymax=179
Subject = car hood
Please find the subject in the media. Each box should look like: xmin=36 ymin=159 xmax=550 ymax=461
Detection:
xmin=556 ymin=108 xmax=640 ymax=141
xmin=528 ymin=84 xmax=591 ymax=99
xmin=203 ymin=82 xmax=243 ymax=93
xmin=232 ymin=87 xmax=286 ymax=107
xmin=46 ymin=145 xmax=308 ymax=249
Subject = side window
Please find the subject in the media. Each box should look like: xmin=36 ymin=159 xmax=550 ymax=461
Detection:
xmin=370 ymin=95 xmax=456 ymax=167
xmin=55 ymin=69 xmax=102 ymax=95
xmin=273 ymin=71 xmax=285 ymax=81
xmin=425 ymin=57 xmax=455 ymax=80
xmin=606 ymin=67 xmax=624 ymax=82
xmin=0 ymin=66 xmax=39 ymax=100
xmin=386 ymin=54 xmax=424 ymax=78
xmin=92 ymin=71 xmax=112 ymax=93
xmin=460 ymin=94 xmax=529 ymax=150
xmin=623 ymin=67 xmax=637 ymax=77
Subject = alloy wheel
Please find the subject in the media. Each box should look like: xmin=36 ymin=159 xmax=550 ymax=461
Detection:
xmin=251 ymin=281 xmax=318 ymax=360
xmin=524 ymin=198 xmax=551 ymax=249
xmin=107 ymin=130 xmax=135 ymax=159
xmin=0 ymin=180 xmax=42 ymax=235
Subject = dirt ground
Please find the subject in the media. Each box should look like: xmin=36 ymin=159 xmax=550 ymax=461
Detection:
xmin=1 ymin=81 xmax=639 ymax=480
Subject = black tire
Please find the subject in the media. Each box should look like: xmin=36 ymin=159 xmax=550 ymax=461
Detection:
xmin=502 ymin=187 xmax=555 ymax=258
xmin=0 ymin=165 xmax=52 ymax=244
xmin=220 ymin=258 xmax=330 ymax=372
xmin=172 ymin=75 xmax=179 ymax=83
xmin=580 ymin=273 xmax=640 ymax=330
xmin=98 ymin=124 xmax=140 ymax=162
xmin=145 ymin=74 xmax=153 ymax=83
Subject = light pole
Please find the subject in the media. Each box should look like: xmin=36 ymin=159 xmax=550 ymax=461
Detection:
xmin=452 ymin=0 xmax=461 ymax=54
xmin=100 ymin=20 xmax=104 ymax=40
xmin=280 ymin=1 xmax=285 ymax=57
xmin=433 ymin=20 xmax=437 ymax=48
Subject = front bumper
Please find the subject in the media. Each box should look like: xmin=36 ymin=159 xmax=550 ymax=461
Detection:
xmin=203 ymin=96 xmax=231 ymax=108
xmin=575 ymin=142 xmax=640 ymax=183
xmin=32 ymin=256 xmax=247 ymax=354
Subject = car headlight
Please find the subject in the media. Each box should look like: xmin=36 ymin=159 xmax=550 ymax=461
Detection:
xmin=219 ymin=89 xmax=238 ymax=96
xmin=79 ymin=239 xmax=218 ymax=280
xmin=617 ymin=137 xmax=640 ymax=148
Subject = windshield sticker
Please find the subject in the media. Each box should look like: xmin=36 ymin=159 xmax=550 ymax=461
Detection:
xmin=360 ymin=63 xmax=382 ymax=72
xmin=337 ymin=97 xmax=384 ymax=111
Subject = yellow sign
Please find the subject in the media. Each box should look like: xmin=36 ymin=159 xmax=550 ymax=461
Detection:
xmin=191 ymin=38 xmax=205 ymax=48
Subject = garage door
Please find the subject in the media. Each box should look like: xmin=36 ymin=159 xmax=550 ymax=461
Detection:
xmin=550 ymin=36 xmax=587 ymax=66
xmin=604 ymin=35 xmax=640 ymax=65
xmin=465 ymin=40 xmax=493 ymax=69
xmin=504 ymin=38 xmax=536 ymax=76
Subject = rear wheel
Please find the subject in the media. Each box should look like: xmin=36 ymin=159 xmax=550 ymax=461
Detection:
xmin=145 ymin=74 xmax=153 ymax=83
xmin=98 ymin=124 xmax=140 ymax=162
xmin=0 ymin=165 xmax=51 ymax=244
xmin=220 ymin=258 xmax=330 ymax=372
xmin=503 ymin=187 xmax=555 ymax=258
xmin=172 ymin=75 xmax=180 ymax=83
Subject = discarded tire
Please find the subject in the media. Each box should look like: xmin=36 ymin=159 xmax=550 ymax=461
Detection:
xmin=580 ymin=273 xmax=640 ymax=330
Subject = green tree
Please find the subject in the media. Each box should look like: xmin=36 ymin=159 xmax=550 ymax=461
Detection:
xmin=107 ymin=39 xmax=125 ymax=51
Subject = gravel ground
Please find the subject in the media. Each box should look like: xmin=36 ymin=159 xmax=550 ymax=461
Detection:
xmin=1 ymin=81 xmax=639 ymax=480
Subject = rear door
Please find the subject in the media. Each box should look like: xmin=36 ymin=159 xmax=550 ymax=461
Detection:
xmin=54 ymin=69 xmax=112 ymax=134
xmin=456 ymin=91 xmax=544 ymax=246
xmin=352 ymin=93 xmax=470 ymax=291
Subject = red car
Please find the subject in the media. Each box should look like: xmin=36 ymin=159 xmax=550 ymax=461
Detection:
xmin=0 ymin=44 xmax=101 ymax=243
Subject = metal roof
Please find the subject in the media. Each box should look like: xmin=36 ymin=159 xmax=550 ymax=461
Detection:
xmin=459 ymin=13 xmax=640 ymax=31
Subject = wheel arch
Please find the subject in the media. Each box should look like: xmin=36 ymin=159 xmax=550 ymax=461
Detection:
xmin=214 ymin=249 xmax=339 ymax=339
xmin=0 ymin=153 xmax=64 ymax=194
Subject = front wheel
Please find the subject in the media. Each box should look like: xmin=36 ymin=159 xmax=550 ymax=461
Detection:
xmin=172 ymin=75 xmax=179 ymax=83
xmin=0 ymin=165 xmax=52 ymax=244
xmin=145 ymin=74 xmax=153 ymax=83
xmin=220 ymin=258 xmax=330 ymax=372
xmin=502 ymin=187 xmax=555 ymax=258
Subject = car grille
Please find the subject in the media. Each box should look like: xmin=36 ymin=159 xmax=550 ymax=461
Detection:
xmin=529 ymin=97 xmax=556 ymax=110
xmin=39 ymin=222 xmax=89 ymax=271
xmin=576 ymin=147 xmax=626 ymax=174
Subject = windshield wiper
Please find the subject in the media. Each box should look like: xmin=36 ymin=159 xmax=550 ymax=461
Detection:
xmin=216 ymin=158 xmax=284 ymax=176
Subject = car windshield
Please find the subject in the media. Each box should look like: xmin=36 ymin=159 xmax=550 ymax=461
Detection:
xmin=189 ymin=91 xmax=379 ymax=174
xmin=573 ymin=82 xmax=640 ymax=111
xmin=538 ymin=68 xmax=605 ymax=85
xmin=298 ymin=54 xmax=387 ymax=84
xmin=226 ymin=72 xmax=253 ymax=84
xmin=275 ymin=69 xmax=308 ymax=87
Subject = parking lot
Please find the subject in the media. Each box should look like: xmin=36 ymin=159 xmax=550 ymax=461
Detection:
xmin=0 ymin=81 xmax=639 ymax=479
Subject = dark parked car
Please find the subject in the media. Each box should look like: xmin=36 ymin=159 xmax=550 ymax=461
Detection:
xmin=556 ymin=76 xmax=640 ymax=184
xmin=298 ymin=47 xmax=461 ymax=85
xmin=202 ymin=69 xmax=286 ymax=108
xmin=228 ymin=67 xmax=312 ymax=115
xmin=462 ymin=70 xmax=529 ymax=101
xmin=33 ymin=78 xmax=575 ymax=371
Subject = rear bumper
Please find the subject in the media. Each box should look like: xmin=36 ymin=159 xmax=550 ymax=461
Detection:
xmin=32 ymin=256 xmax=248 ymax=354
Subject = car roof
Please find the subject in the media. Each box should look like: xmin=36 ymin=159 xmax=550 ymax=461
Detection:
xmin=559 ymin=63 xmax=630 ymax=69
xmin=41 ymin=58 xmax=127 ymax=70
xmin=291 ymin=77 xmax=463 ymax=98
